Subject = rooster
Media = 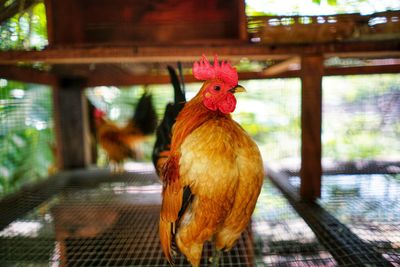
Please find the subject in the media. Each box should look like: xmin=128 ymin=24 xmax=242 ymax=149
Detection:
xmin=153 ymin=65 xmax=186 ymax=175
xmin=94 ymin=92 xmax=157 ymax=171
xmin=159 ymin=55 xmax=264 ymax=267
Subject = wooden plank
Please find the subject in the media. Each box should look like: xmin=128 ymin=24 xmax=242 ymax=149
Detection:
xmin=266 ymin=166 xmax=393 ymax=267
xmin=86 ymin=70 xmax=301 ymax=87
xmin=300 ymin=55 xmax=323 ymax=201
xmin=1 ymin=62 xmax=398 ymax=87
xmin=0 ymin=65 xmax=57 ymax=85
xmin=237 ymin=0 xmax=248 ymax=41
xmin=43 ymin=0 xmax=54 ymax=45
xmin=262 ymin=56 xmax=300 ymax=76
xmin=248 ymin=11 xmax=400 ymax=45
xmin=325 ymin=63 xmax=400 ymax=76
xmin=282 ymin=160 xmax=400 ymax=177
xmin=82 ymin=64 xmax=400 ymax=87
xmin=53 ymin=77 xmax=91 ymax=169
xmin=44 ymin=0 xmax=84 ymax=46
xmin=45 ymin=0 xmax=243 ymax=45
xmin=0 ymin=45 xmax=289 ymax=64
xmin=0 ymin=40 xmax=399 ymax=64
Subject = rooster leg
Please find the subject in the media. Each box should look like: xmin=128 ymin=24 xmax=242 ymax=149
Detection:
xmin=210 ymin=246 xmax=222 ymax=267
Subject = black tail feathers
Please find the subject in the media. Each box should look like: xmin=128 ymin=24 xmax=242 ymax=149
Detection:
xmin=152 ymin=65 xmax=187 ymax=172
xmin=133 ymin=92 xmax=158 ymax=135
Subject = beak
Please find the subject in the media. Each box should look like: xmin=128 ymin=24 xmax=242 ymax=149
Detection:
xmin=229 ymin=85 xmax=246 ymax=94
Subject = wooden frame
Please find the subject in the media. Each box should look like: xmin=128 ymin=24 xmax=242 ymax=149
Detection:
xmin=53 ymin=77 xmax=92 ymax=169
xmin=0 ymin=40 xmax=399 ymax=64
xmin=300 ymin=55 xmax=323 ymax=201
xmin=44 ymin=0 xmax=247 ymax=46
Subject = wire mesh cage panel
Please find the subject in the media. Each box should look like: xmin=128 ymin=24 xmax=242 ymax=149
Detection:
xmin=319 ymin=174 xmax=400 ymax=266
xmin=252 ymin=181 xmax=336 ymax=266
xmin=318 ymin=74 xmax=400 ymax=266
xmin=322 ymin=74 xmax=400 ymax=164
xmin=234 ymin=79 xmax=301 ymax=169
xmin=0 ymin=79 xmax=54 ymax=198
xmin=0 ymin=167 xmax=337 ymax=266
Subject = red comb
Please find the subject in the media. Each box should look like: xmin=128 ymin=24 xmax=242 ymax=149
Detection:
xmin=193 ymin=55 xmax=238 ymax=87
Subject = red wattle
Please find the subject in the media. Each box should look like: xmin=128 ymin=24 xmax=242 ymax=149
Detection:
xmin=218 ymin=93 xmax=236 ymax=114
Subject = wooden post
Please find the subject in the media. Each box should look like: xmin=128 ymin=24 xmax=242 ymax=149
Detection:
xmin=300 ymin=55 xmax=323 ymax=201
xmin=87 ymin=99 xmax=99 ymax=165
xmin=53 ymin=77 xmax=91 ymax=169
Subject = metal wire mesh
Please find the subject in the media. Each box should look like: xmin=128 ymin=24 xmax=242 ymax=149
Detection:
xmin=0 ymin=79 xmax=54 ymax=198
xmin=319 ymin=174 xmax=400 ymax=266
xmin=234 ymin=79 xmax=301 ymax=167
xmin=288 ymin=174 xmax=400 ymax=266
xmin=319 ymin=74 xmax=400 ymax=266
xmin=252 ymin=181 xmax=336 ymax=266
xmin=0 ymin=167 xmax=336 ymax=266
xmin=322 ymin=74 xmax=400 ymax=164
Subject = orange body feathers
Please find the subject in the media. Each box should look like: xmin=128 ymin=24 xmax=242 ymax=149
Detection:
xmin=159 ymin=56 xmax=264 ymax=266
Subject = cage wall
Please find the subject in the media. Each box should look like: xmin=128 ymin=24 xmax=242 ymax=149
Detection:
xmin=0 ymin=79 xmax=55 ymax=197
xmin=322 ymin=74 xmax=400 ymax=163
xmin=320 ymin=74 xmax=400 ymax=265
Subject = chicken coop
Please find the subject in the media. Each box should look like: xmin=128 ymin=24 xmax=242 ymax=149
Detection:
xmin=1 ymin=0 xmax=400 ymax=266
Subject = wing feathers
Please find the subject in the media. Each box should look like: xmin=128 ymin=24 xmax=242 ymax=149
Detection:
xmin=160 ymin=155 xmax=183 ymax=264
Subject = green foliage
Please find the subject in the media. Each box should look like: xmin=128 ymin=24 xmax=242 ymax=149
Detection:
xmin=327 ymin=0 xmax=337 ymax=5
xmin=312 ymin=0 xmax=337 ymax=5
xmin=0 ymin=2 xmax=48 ymax=50
xmin=0 ymin=80 xmax=54 ymax=197
xmin=246 ymin=0 xmax=400 ymax=16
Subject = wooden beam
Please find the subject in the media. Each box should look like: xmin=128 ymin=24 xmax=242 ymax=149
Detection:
xmin=86 ymin=71 xmax=301 ymax=87
xmin=64 ymin=63 xmax=400 ymax=87
xmin=0 ymin=40 xmax=399 ymax=64
xmin=300 ymin=55 xmax=323 ymax=201
xmin=84 ymin=63 xmax=400 ymax=87
xmin=44 ymin=0 xmax=84 ymax=46
xmin=262 ymin=56 xmax=300 ymax=76
xmin=0 ymin=65 xmax=57 ymax=85
xmin=0 ymin=45 xmax=289 ymax=64
xmin=53 ymin=77 xmax=91 ymax=169
xmin=282 ymin=160 xmax=400 ymax=177
xmin=325 ymin=63 xmax=400 ymax=76
xmin=1 ymin=62 xmax=398 ymax=87
xmin=237 ymin=0 xmax=248 ymax=41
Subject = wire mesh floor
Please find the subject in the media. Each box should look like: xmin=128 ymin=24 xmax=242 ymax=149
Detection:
xmin=320 ymin=174 xmax=400 ymax=266
xmin=0 ymin=167 xmax=337 ymax=266
xmin=290 ymin=174 xmax=400 ymax=267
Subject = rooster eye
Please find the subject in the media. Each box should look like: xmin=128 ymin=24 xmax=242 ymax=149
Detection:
xmin=214 ymin=85 xmax=221 ymax=91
